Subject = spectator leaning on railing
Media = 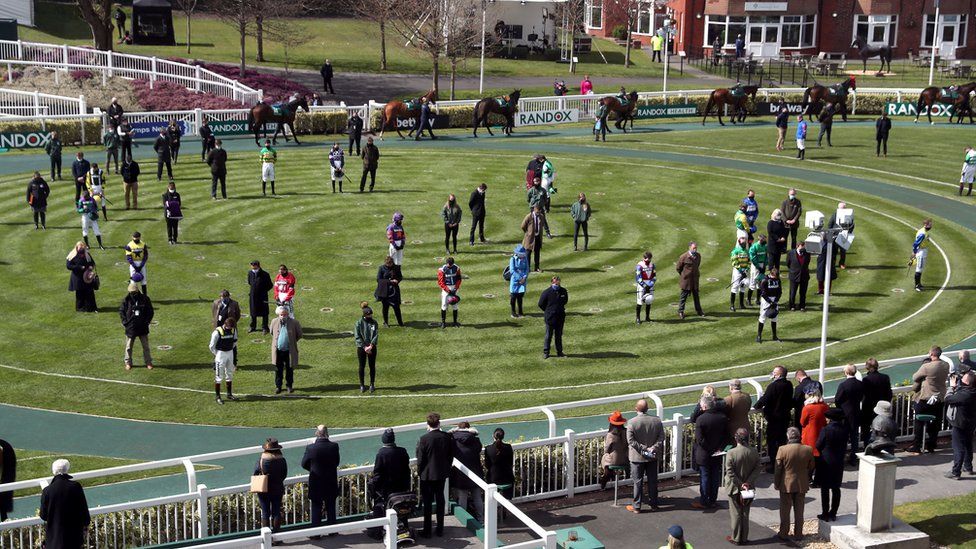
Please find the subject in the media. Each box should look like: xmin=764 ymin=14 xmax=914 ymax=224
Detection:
xmin=944 ymin=371 xmax=976 ymax=479
xmin=755 ymin=365 xmax=794 ymax=473
xmin=908 ymin=346 xmax=950 ymax=455
xmin=40 ymin=459 xmax=90 ymax=549
xmin=625 ymin=399 xmax=664 ymax=513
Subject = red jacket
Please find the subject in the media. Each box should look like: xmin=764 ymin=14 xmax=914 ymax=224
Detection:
xmin=800 ymin=401 xmax=828 ymax=456
xmin=274 ymin=272 xmax=296 ymax=302
xmin=437 ymin=264 xmax=462 ymax=291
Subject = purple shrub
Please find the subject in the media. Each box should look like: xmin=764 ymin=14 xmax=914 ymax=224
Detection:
xmin=131 ymin=79 xmax=241 ymax=111
xmin=70 ymin=70 xmax=95 ymax=81
xmin=166 ymin=58 xmax=314 ymax=104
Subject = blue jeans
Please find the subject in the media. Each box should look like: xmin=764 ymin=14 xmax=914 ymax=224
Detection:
xmin=951 ymin=427 xmax=974 ymax=475
xmin=699 ymin=456 xmax=722 ymax=507
xmin=258 ymin=493 xmax=282 ymax=523
xmin=630 ymin=460 xmax=658 ymax=509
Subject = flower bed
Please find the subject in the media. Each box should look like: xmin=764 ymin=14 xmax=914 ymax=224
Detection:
xmin=130 ymin=79 xmax=241 ymax=111
xmin=167 ymin=58 xmax=315 ymax=104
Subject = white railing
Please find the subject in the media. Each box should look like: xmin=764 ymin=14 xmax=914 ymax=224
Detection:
xmin=0 ymin=87 xmax=85 ymax=117
xmin=0 ymin=39 xmax=262 ymax=105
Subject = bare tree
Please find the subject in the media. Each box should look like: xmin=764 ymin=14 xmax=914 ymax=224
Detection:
xmin=254 ymin=0 xmax=267 ymax=62
xmin=611 ymin=0 xmax=642 ymax=68
xmin=173 ymin=0 xmax=200 ymax=54
xmin=336 ymin=0 xmax=395 ymax=70
xmin=213 ymin=0 xmax=255 ymax=78
xmin=265 ymin=15 xmax=312 ymax=74
xmin=443 ymin=2 xmax=483 ymax=99
xmin=77 ymin=0 xmax=114 ymax=51
xmin=388 ymin=0 xmax=447 ymax=95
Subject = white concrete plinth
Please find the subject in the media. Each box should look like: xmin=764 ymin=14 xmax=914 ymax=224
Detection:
xmin=819 ymin=514 xmax=930 ymax=549
xmin=856 ymin=452 xmax=899 ymax=533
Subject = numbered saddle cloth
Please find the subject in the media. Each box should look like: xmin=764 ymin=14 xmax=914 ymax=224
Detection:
xmin=404 ymin=100 xmax=417 ymax=111
xmin=495 ymin=97 xmax=509 ymax=108
xmin=618 ymin=95 xmax=630 ymax=105
xmin=828 ymin=85 xmax=846 ymax=97
xmin=942 ymin=87 xmax=960 ymax=100
xmin=730 ymin=87 xmax=745 ymax=97
xmin=271 ymin=104 xmax=287 ymax=116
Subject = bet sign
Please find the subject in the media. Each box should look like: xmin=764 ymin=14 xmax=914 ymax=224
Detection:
xmin=0 ymin=131 xmax=54 ymax=149
xmin=515 ymin=109 xmax=580 ymax=127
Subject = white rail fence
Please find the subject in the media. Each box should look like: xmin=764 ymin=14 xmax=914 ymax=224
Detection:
xmin=0 ymin=87 xmax=86 ymax=117
xmin=0 ymin=40 xmax=262 ymax=104
xmin=0 ymin=348 xmax=965 ymax=548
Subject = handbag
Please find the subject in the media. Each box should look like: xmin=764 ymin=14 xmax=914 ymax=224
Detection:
xmin=503 ymin=265 xmax=512 ymax=281
xmin=250 ymin=460 xmax=269 ymax=493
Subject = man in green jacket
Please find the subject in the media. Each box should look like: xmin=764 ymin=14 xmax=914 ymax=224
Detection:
xmin=45 ymin=132 xmax=63 ymax=181
xmin=747 ymin=235 xmax=767 ymax=306
xmin=730 ymin=237 xmax=750 ymax=311
xmin=724 ymin=428 xmax=761 ymax=545
xmin=354 ymin=305 xmax=379 ymax=393
xmin=104 ymin=128 xmax=121 ymax=175
xmin=527 ymin=178 xmax=546 ymax=212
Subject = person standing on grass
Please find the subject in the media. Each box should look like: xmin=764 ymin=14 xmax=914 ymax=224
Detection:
xmin=525 ymin=154 xmax=544 ymax=189
xmin=442 ymin=194 xmax=462 ymax=255
xmin=795 ymin=115 xmax=807 ymax=160
xmin=875 ymin=111 xmax=891 ymax=157
xmin=121 ymin=157 xmax=140 ymax=210
xmin=541 ymin=155 xmax=556 ymax=212
xmin=302 ymin=425 xmax=341 ymax=534
xmin=538 ymin=275 xmax=568 ymax=359
xmin=571 ymin=192 xmax=591 ymax=251
xmin=329 ymin=142 xmax=345 ymax=193
xmin=521 ymin=204 xmax=551 ymax=273
xmin=154 ymin=130 xmax=173 ymax=182
xmin=320 ymin=59 xmax=335 ymax=94
xmin=780 ymin=188 xmax=802 ymax=248
xmin=766 ymin=209 xmax=788 ymax=271
xmin=468 ymin=183 xmax=487 ymax=245
xmin=911 ymin=219 xmax=932 ymax=292
xmin=209 ymin=317 xmax=238 ymax=404
xmin=248 ymin=260 xmax=274 ymax=333
xmin=77 ymin=190 xmax=104 ymax=250
xmin=260 ymin=139 xmax=277 ymax=196
xmin=742 ymin=189 xmax=759 ymax=244
xmin=625 ymin=399 xmax=664 ymax=513
xmin=724 ymin=428 xmax=761 ymax=545
xmin=120 ymin=281 xmax=154 ymax=370
xmin=347 ymin=111 xmax=363 ymax=156
xmin=415 ymin=97 xmax=437 ymax=141
xmin=635 ymin=251 xmax=656 ymax=325
xmin=730 ymin=236 xmax=750 ymax=312
xmin=71 ymin=152 xmax=90 ymax=202
xmin=113 ymin=7 xmax=127 ymax=38
xmin=676 ymin=241 xmax=703 ymax=319
xmin=40 ymin=459 xmax=90 ymax=549
xmin=125 ymin=231 xmax=149 ymax=295
xmin=747 ymin=234 xmax=767 ymax=306
xmin=103 ymin=125 xmax=120 ymax=174
xmin=45 ymin=131 xmax=62 ymax=180
xmin=360 ymin=136 xmax=380 ymax=192
xmin=509 ymin=244 xmax=529 ymax=318
xmin=785 ymin=240 xmax=810 ymax=311
xmin=26 ymin=171 xmax=50 ymax=230
xmin=167 ymin=120 xmax=183 ymax=163
xmin=958 ymin=146 xmax=975 ymax=196
xmin=85 ymin=162 xmax=109 ymax=221
xmin=651 ymin=33 xmax=664 ymax=62
xmin=775 ymin=105 xmax=789 ymax=151
xmin=756 ymin=267 xmax=782 ymax=343
xmin=107 ymin=97 xmax=124 ymax=130
xmin=594 ymin=101 xmax=609 ymax=142
xmin=199 ymin=119 xmax=215 ymax=161
xmin=526 ymin=178 xmax=546 ymax=212
xmin=437 ymin=257 xmax=462 ymax=328
xmin=387 ymin=212 xmax=406 ymax=266
xmin=118 ymin=118 xmax=134 ymax=163
xmin=162 ymin=182 xmax=182 ymax=244
xmin=207 ymin=139 xmax=228 ymax=200
xmin=817 ymin=103 xmax=835 ymax=147
xmin=66 ymin=242 xmax=98 ymax=313
xmin=376 ymin=256 xmax=404 ymax=327
xmin=355 ymin=303 xmax=379 ymax=393
xmin=274 ymin=264 xmax=296 ymax=319
xmin=270 ymin=305 xmax=302 ymax=394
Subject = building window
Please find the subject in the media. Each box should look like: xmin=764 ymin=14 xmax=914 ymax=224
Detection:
xmin=704 ymin=15 xmax=746 ymax=47
xmin=585 ymin=0 xmax=603 ymax=30
xmin=781 ymin=15 xmax=816 ymax=48
xmin=922 ymin=14 xmax=968 ymax=48
xmin=853 ymin=15 xmax=897 ymax=47
xmin=631 ymin=2 xmax=667 ymax=36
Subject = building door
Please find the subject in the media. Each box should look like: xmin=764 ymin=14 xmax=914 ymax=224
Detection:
xmin=747 ymin=21 xmax=780 ymax=58
xmin=938 ymin=24 xmax=957 ymax=59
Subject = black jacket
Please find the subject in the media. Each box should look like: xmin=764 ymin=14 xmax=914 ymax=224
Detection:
xmin=375 ymin=264 xmax=402 ymax=305
xmin=107 ymin=103 xmax=124 ymax=121
xmin=71 ymin=158 xmax=90 ymax=180
xmin=66 ymin=252 xmax=95 ymax=292
xmin=39 ymin=474 xmax=90 ymax=549
xmin=450 ymin=428 xmax=484 ymax=490
xmin=946 ymin=384 xmax=976 ymax=431
xmin=372 ymin=444 xmax=411 ymax=498
xmin=834 ymin=377 xmax=864 ymax=422
xmin=320 ymin=62 xmax=333 ymax=79
xmin=792 ymin=376 xmax=823 ymax=427
xmin=875 ymin=116 xmax=892 ymax=138
xmin=484 ymin=442 xmax=515 ymax=485
xmin=416 ymin=429 xmax=454 ymax=482
xmin=119 ymin=292 xmax=154 ymax=337
xmin=815 ymin=422 xmax=848 ymax=489
xmin=860 ymin=371 xmax=893 ymax=423
xmin=153 ymin=135 xmax=171 ymax=158
xmin=301 ymin=437 xmax=340 ymax=500
xmin=361 ymin=144 xmax=379 ymax=168
xmin=786 ymin=249 xmax=811 ymax=282
xmin=121 ymin=160 xmax=140 ymax=183
xmin=199 ymin=124 xmax=214 ymax=142
xmin=469 ymin=189 xmax=486 ymax=217
xmin=766 ymin=219 xmax=789 ymax=258
xmin=248 ymin=268 xmax=274 ymax=317
xmin=207 ymin=147 xmax=228 ymax=174
xmin=27 ymin=177 xmax=50 ymax=209
xmin=755 ymin=377 xmax=794 ymax=423
xmin=538 ymin=285 xmax=568 ymax=323
xmin=694 ymin=409 xmax=729 ymax=466
xmin=347 ymin=115 xmax=363 ymax=136
xmin=0 ymin=439 xmax=14 ymax=514
xmin=254 ymin=453 xmax=288 ymax=498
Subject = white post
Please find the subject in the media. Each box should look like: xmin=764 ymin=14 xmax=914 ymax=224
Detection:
xmin=107 ymin=50 xmax=113 ymax=78
xmin=151 ymin=56 xmax=158 ymax=89
xmin=384 ymin=509 xmax=398 ymax=549
xmin=671 ymin=413 xmax=684 ymax=479
xmin=543 ymin=530 xmax=558 ymax=549
xmin=928 ymin=2 xmax=940 ymax=86
xmin=196 ymin=484 xmax=210 ymax=538
xmin=62 ymin=44 xmax=68 ymax=71
xmin=16 ymin=39 xmax=23 ymax=59
xmin=818 ymin=237 xmax=833 ymax=384
xmin=564 ymin=429 xmax=576 ymax=497
xmin=182 ymin=459 xmax=197 ymax=493
xmin=195 ymin=65 xmax=202 ymax=93
xmin=541 ymin=407 xmax=557 ymax=438
xmin=259 ymin=526 xmax=273 ymax=549
xmin=663 ymin=23 xmax=671 ymax=104
xmin=33 ymin=90 xmax=40 ymax=118
xmin=194 ymin=108 xmax=204 ymax=136
xmin=79 ymin=95 xmax=87 ymax=144
xmin=483 ymin=484 xmax=498 ymax=548
xmin=479 ymin=0 xmax=487 ymax=95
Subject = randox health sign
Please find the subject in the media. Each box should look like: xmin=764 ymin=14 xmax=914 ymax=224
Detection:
xmin=515 ymin=109 xmax=580 ymax=127
xmin=635 ymin=104 xmax=698 ymax=119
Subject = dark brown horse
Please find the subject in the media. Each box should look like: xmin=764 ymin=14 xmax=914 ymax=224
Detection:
xmin=801 ymin=76 xmax=856 ymax=121
xmin=379 ymin=89 xmax=438 ymax=140
xmin=702 ymin=85 xmax=758 ymax=126
xmin=472 ymin=89 xmax=521 ymax=137
xmin=248 ymin=96 xmax=309 ymax=145
xmin=599 ymin=91 xmax=639 ymax=132
xmin=914 ymin=82 xmax=976 ymax=124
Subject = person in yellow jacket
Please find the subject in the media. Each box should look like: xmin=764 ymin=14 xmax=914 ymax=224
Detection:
xmin=259 ymin=139 xmax=277 ymax=196
xmin=658 ymin=524 xmax=692 ymax=549
xmin=730 ymin=236 xmax=750 ymax=311
xmin=85 ymin=163 xmax=109 ymax=221
xmin=651 ymin=33 xmax=664 ymax=63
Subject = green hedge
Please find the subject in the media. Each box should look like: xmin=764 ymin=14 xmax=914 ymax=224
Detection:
xmin=0 ymin=117 xmax=102 ymax=146
xmin=292 ymin=111 xmax=349 ymax=135
xmin=368 ymin=105 xmax=507 ymax=131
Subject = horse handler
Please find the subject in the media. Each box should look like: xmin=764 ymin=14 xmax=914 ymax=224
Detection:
xmin=959 ymin=146 xmax=975 ymax=196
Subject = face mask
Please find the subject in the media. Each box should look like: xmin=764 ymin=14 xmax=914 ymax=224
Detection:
xmin=251 ymin=268 xmax=259 ymax=273
xmin=690 ymin=250 xmax=697 ymax=255
xmin=133 ymin=239 xmax=141 ymax=244
xmin=789 ymin=195 xmax=796 ymax=200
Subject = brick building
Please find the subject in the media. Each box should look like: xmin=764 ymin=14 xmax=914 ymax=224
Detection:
xmin=584 ymin=0 xmax=974 ymax=59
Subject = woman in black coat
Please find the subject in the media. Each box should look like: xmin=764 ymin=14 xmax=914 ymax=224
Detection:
xmin=253 ymin=438 xmax=288 ymax=531
xmin=766 ymin=209 xmax=789 ymax=270
xmin=375 ymin=256 xmax=403 ymax=327
xmin=0 ymin=439 xmax=15 ymax=521
xmin=484 ymin=428 xmax=515 ymax=500
xmin=815 ymin=409 xmax=849 ymax=521
xmin=66 ymin=241 xmax=97 ymax=312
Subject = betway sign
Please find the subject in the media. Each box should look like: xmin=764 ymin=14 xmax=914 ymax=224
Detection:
xmin=885 ymin=102 xmax=954 ymax=117
xmin=515 ymin=109 xmax=579 ymax=127
xmin=0 ymin=131 xmax=53 ymax=149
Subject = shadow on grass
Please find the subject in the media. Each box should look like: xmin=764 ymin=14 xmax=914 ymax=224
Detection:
xmin=182 ymin=240 xmax=240 ymax=246
xmin=546 ymin=266 xmax=604 ymax=273
xmin=830 ymin=291 xmax=887 ymax=297
xmin=856 ymin=264 xmax=902 ymax=270
xmin=300 ymin=382 xmax=457 ymax=393
xmin=906 ymin=513 xmax=976 ymax=546
xmin=154 ymin=298 xmax=212 ymax=306
xmin=565 ymin=351 xmax=639 ymax=359
xmin=301 ymin=327 xmax=353 ymax=340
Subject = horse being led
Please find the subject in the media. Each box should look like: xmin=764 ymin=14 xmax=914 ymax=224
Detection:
xmin=702 ymin=85 xmax=758 ymax=126
xmin=472 ymin=89 xmax=522 ymax=137
xmin=599 ymin=90 xmax=639 ymax=132
xmin=801 ymin=76 xmax=856 ymax=122
xmin=379 ymin=89 xmax=438 ymax=140
xmin=248 ymin=96 xmax=309 ymax=145
xmin=914 ymin=81 xmax=976 ymax=124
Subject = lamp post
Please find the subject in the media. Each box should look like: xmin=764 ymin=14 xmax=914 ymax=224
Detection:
xmin=479 ymin=0 xmax=489 ymax=95
xmin=817 ymin=226 xmax=843 ymax=383
xmin=927 ymin=0 xmax=941 ymax=86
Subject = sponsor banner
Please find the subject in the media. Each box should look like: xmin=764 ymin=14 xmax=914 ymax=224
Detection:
xmin=515 ymin=109 xmax=580 ymax=127
xmin=130 ymin=120 xmax=190 ymax=139
xmin=0 ymin=131 xmax=53 ymax=149
xmin=756 ymin=102 xmax=822 ymax=115
xmin=210 ymin=119 xmax=258 ymax=136
xmin=396 ymin=114 xmax=451 ymax=130
xmin=634 ymin=103 xmax=698 ymax=119
xmin=885 ymin=102 xmax=954 ymax=117
xmin=745 ymin=1 xmax=788 ymax=10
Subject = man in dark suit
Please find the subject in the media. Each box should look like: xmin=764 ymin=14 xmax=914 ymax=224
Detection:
xmin=320 ymin=59 xmax=334 ymax=93
xmin=206 ymin=139 xmax=229 ymax=199
xmin=40 ymin=459 xmax=90 ymax=549
xmin=247 ymin=260 xmax=274 ymax=333
xmin=347 ymin=112 xmax=363 ymax=156
xmin=71 ymin=152 xmax=91 ymax=202
xmin=834 ymin=364 xmax=864 ymax=465
xmin=860 ymin=358 xmax=893 ymax=446
xmin=468 ymin=184 xmax=487 ymax=245
xmin=785 ymin=240 xmax=811 ymax=311
xmin=538 ymin=276 xmax=568 ymax=359
xmin=153 ymin=130 xmax=173 ymax=181
xmin=792 ymin=369 xmax=823 ymax=429
xmin=416 ymin=412 xmax=454 ymax=537
xmin=371 ymin=428 xmax=411 ymax=502
xmin=301 ymin=425 xmax=340 ymax=534
xmin=693 ymin=395 xmax=729 ymax=509
xmin=755 ymin=365 xmax=794 ymax=472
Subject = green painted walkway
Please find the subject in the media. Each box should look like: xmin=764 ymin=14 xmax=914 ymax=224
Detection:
xmin=2 ymin=121 xmax=975 ymax=518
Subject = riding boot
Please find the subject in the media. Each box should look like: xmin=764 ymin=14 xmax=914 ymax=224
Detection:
xmin=644 ymin=304 xmax=651 ymax=322
xmin=84 ymin=236 xmax=90 ymax=248
xmin=636 ymin=305 xmax=642 ymax=325
xmin=739 ymin=293 xmax=746 ymax=310
xmin=262 ymin=181 xmax=267 ymax=196
xmin=214 ymin=383 xmax=222 ymax=404
xmin=95 ymin=235 xmax=105 ymax=250
xmin=730 ymin=292 xmax=737 ymax=311
xmin=452 ymin=310 xmax=459 ymax=327
xmin=747 ymin=289 xmax=754 ymax=306
xmin=102 ymin=206 xmax=108 ymax=221
xmin=771 ymin=322 xmax=779 ymax=341
xmin=332 ymin=179 xmax=336 ymax=193
xmin=226 ymin=381 xmax=235 ymax=400
xmin=968 ymin=184 xmax=973 ymax=196
xmin=801 ymin=149 xmax=806 ymax=160
xmin=914 ymin=272 xmax=922 ymax=289
xmin=339 ymin=179 xmax=343 ymax=193
xmin=270 ymin=181 xmax=276 ymax=195
xmin=440 ymin=309 xmax=446 ymax=328
xmin=141 ymin=284 xmax=148 ymax=297
xmin=960 ymin=184 xmax=965 ymax=196
xmin=757 ymin=322 xmax=764 ymax=343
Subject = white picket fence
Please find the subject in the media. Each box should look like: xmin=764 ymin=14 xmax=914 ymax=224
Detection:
xmin=0 ymin=87 xmax=86 ymax=117
xmin=0 ymin=39 xmax=262 ymax=104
